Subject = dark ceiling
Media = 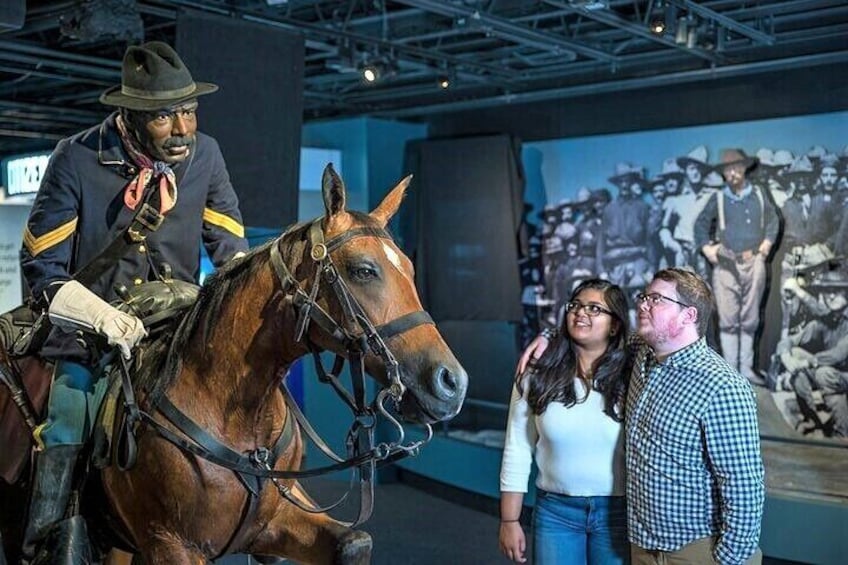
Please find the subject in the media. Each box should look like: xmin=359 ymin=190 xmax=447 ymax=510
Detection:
xmin=1 ymin=0 xmax=847 ymax=157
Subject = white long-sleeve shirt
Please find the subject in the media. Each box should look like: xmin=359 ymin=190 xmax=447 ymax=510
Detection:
xmin=500 ymin=380 xmax=625 ymax=496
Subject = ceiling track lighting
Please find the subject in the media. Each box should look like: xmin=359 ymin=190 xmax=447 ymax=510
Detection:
xmin=361 ymin=63 xmax=381 ymax=83
xmin=648 ymin=0 xmax=672 ymax=36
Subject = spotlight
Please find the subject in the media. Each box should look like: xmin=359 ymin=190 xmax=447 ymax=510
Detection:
xmin=362 ymin=63 xmax=380 ymax=83
xmin=648 ymin=0 xmax=667 ymax=35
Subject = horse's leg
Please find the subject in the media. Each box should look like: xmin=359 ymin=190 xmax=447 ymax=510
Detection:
xmin=250 ymin=483 xmax=371 ymax=565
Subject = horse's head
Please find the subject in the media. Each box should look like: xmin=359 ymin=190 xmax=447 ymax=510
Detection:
xmin=296 ymin=164 xmax=468 ymax=424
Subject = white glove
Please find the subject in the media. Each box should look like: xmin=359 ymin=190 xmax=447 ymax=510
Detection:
xmin=48 ymin=280 xmax=147 ymax=359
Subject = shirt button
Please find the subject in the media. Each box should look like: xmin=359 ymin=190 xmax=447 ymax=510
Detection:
xmin=133 ymin=278 xmax=143 ymax=286
xmin=138 ymin=244 xmax=146 ymax=253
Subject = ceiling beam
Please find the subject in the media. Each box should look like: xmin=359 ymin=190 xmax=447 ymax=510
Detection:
xmin=392 ymin=0 xmax=617 ymax=63
xmin=675 ymin=0 xmax=775 ymax=45
xmin=376 ymin=50 xmax=848 ymax=118
xmin=542 ymin=0 xmax=721 ymax=64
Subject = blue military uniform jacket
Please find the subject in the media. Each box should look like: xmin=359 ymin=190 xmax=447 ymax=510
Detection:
xmin=20 ymin=112 xmax=249 ymax=360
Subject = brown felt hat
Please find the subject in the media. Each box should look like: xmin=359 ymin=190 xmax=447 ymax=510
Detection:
xmin=100 ymin=42 xmax=218 ymax=110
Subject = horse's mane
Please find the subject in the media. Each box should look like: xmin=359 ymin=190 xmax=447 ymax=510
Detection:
xmin=135 ymin=221 xmax=313 ymax=401
xmin=135 ymin=211 xmax=382 ymax=402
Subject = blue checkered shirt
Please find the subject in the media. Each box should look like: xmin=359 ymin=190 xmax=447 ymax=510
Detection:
xmin=626 ymin=337 xmax=764 ymax=564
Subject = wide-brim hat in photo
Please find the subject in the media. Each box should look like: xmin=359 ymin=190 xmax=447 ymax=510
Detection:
xmin=676 ymin=145 xmax=710 ymax=170
xmin=702 ymin=170 xmax=725 ymax=189
xmin=718 ymin=148 xmax=758 ymax=171
xmin=100 ymin=41 xmax=218 ymax=110
xmin=608 ymin=162 xmax=650 ymax=188
xmin=784 ymin=155 xmax=815 ymax=177
xmin=658 ymin=157 xmax=685 ymax=180
xmin=589 ymin=188 xmax=612 ymax=203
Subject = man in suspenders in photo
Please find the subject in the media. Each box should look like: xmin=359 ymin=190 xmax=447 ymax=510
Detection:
xmin=695 ymin=149 xmax=779 ymax=386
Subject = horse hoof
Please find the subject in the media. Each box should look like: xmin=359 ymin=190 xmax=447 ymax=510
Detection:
xmin=334 ymin=530 xmax=371 ymax=565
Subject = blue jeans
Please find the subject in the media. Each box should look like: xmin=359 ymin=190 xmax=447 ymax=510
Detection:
xmin=533 ymin=490 xmax=629 ymax=565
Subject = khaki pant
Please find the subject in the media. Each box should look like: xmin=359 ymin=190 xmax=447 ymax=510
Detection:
xmin=631 ymin=537 xmax=763 ymax=564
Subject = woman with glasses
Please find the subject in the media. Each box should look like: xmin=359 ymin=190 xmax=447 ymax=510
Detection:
xmin=499 ymin=279 xmax=631 ymax=564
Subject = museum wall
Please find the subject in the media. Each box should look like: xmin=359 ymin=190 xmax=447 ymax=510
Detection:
xmin=427 ymin=62 xmax=848 ymax=143
xmin=176 ymin=10 xmax=304 ymax=230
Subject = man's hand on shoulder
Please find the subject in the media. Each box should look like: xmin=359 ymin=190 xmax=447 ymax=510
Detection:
xmin=516 ymin=332 xmax=552 ymax=376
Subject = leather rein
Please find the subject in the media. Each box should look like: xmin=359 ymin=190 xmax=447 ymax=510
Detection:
xmin=122 ymin=218 xmax=435 ymax=551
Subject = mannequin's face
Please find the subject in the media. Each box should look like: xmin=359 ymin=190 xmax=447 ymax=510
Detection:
xmin=127 ymin=99 xmax=199 ymax=163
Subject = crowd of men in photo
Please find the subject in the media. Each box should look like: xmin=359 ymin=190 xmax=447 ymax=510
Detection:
xmin=519 ymin=144 xmax=848 ymax=440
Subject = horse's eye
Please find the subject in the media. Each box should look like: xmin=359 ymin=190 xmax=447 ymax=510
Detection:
xmin=349 ymin=265 xmax=378 ymax=282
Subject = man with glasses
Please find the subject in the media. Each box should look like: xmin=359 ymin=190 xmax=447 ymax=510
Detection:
xmin=18 ymin=42 xmax=248 ymax=559
xmin=519 ymin=268 xmax=764 ymax=564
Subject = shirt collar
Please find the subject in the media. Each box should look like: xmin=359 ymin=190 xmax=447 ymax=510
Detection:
xmin=97 ymin=112 xmax=129 ymax=167
xmin=652 ymin=337 xmax=707 ymax=369
xmin=723 ymin=182 xmax=752 ymax=201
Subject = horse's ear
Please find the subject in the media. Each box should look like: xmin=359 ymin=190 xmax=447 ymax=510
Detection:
xmin=371 ymin=174 xmax=412 ymax=228
xmin=322 ymin=163 xmax=346 ymax=217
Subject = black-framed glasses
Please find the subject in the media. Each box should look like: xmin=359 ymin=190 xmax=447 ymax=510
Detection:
xmin=565 ymin=301 xmax=614 ymax=317
xmin=636 ymin=292 xmax=691 ymax=309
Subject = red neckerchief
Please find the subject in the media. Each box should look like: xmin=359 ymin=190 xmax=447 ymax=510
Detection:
xmin=115 ymin=114 xmax=178 ymax=214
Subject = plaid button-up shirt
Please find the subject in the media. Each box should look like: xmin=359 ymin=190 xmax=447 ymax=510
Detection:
xmin=626 ymin=337 xmax=764 ymax=564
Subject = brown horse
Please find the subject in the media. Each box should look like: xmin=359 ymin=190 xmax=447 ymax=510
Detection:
xmin=1 ymin=164 xmax=467 ymax=563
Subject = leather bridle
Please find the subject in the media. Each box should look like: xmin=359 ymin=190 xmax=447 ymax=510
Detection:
xmin=127 ymin=218 xmax=438 ymax=552
xmin=270 ymin=219 xmax=434 ymax=410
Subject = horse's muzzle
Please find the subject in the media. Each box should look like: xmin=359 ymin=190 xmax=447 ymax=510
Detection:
xmin=401 ymin=363 xmax=468 ymax=424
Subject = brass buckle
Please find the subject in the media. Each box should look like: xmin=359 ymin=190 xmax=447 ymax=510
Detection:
xmin=127 ymin=227 xmax=145 ymax=243
xmin=311 ymin=243 xmax=328 ymax=261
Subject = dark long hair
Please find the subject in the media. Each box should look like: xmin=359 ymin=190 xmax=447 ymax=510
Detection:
xmin=518 ymin=279 xmax=631 ymax=421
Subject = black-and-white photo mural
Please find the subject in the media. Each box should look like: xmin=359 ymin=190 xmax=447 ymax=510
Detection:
xmin=520 ymin=110 xmax=848 ymax=500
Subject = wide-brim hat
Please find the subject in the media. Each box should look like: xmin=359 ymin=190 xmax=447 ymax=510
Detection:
xmin=702 ymin=170 xmax=726 ymax=189
xmin=589 ymin=188 xmax=612 ymax=203
xmin=608 ymin=162 xmax=649 ymax=188
xmin=676 ymin=145 xmax=710 ymax=170
xmin=658 ymin=157 xmax=685 ymax=180
xmin=784 ymin=155 xmax=815 ymax=177
xmin=718 ymin=148 xmax=758 ymax=171
xmin=100 ymin=41 xmax=218 ymax=110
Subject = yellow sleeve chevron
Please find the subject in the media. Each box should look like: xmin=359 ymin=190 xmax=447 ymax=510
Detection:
xmin=203 ymin=207 xmax=245 ymax=238
xmin=23 ymin=217 xmax=78 ymax=257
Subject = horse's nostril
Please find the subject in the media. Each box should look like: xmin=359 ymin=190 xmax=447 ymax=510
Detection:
xmin=434 ymin=366 xmax=459 ymax=398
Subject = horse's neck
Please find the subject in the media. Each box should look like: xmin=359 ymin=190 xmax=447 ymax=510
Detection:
xmin=174 ymin=256 xmax=307 ymax=419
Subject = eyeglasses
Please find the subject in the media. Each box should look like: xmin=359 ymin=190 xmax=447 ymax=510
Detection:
xmin=565 ymin=301 xmax=613 ymax=317
xmin=636 ymin=292 xmax=691 ymax=309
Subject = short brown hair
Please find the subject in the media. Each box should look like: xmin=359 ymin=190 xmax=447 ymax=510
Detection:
xmin=652 ymin=267 xmax=714 ymax=336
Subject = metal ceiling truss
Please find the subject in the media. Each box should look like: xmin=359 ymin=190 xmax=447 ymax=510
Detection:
xmin=0 ymin=0 xmax=846 ymax=156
